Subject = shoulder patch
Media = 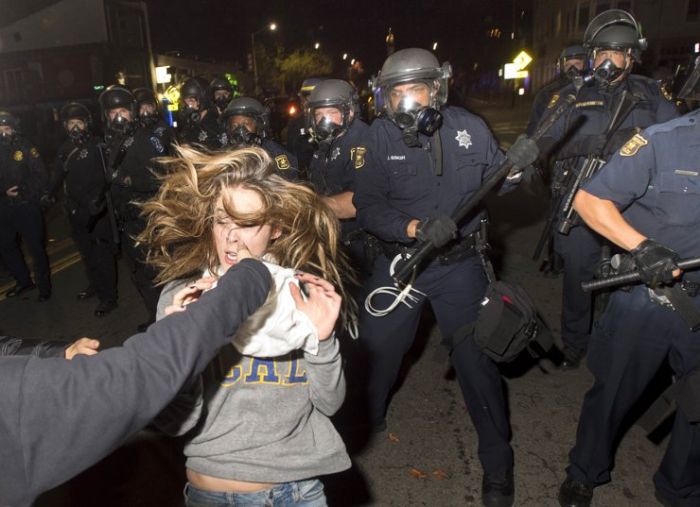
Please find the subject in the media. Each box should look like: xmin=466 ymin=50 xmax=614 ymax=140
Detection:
xmin=150 ymin=136 xmax=164 ymax=154
xmin=30 ymin=147 xmax=40 ymax=158
xmin=547 ymin=94 xmax=559 ymax=109
xmin=619 ymin=133 xmax=648 ymax=157
xmin=13 ymin=150 xmax=23 ymax=162
xmin=351 ymin=146 xmax=367 ymax=169
xmin=275 ymin=154 xmax=290 ymax=170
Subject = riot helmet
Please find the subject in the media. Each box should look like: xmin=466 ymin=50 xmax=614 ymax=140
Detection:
xmin=0 ymin=111 xmax=18 ymax=145
xmin=558 ymin=45 xmax=588 ymax=78
xmin=299 ymin=77 xmax=324 ymax=103
xmin=59 ymin=102 xmax=92 ymax=146
xmin=179 ymin=77 xmax=210 ymax=125
xmin=133 ymin=87 xmax=160 ymax=126
xmin=98 ymin=85 xmax=136 ymax=135
xmin=210 ymin=77 xmax=233 ymax=111
xmin=221 ymin=97 xmax=269 ymax=146
xmin=373 ymin=48 xmax=451 ymax=145
xmin=306 ymin=79 xmax=357 ymax=146
xmin=583 ymin=9 xmax=646 ymax=85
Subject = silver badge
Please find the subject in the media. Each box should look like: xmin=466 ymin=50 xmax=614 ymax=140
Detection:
xmin=123 ymin=136 xmax=134 ymax=148
xmin=455 ymin=129 xmax=472 ymax=150
xmin=150 ymin=136 xmax=164 ymax=153
xmin=78 ymin=148 xmax=88 ymax=159
xmin=198 ymin=130 xmax=208 ymax=142
xmin=330 ymin=146 xmax=341 ymax=161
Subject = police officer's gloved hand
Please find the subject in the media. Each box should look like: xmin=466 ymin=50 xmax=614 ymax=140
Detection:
xmin=506 ymin=135 xmax=539 ymax=171
xmin=631 ymin=239 xmax=681 ymax=288
xmin=415 ymin=215 xmax=457 ymax=248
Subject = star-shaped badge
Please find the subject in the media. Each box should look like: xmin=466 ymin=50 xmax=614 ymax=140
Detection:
xmin=455 ymin=130 xmax=472 ymax=150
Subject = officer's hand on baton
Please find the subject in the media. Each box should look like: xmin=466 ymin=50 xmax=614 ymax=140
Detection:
xmin=631 ymin=239 xmax=682 ymax=288
xmin=505 ymin=134 xmax=540 ymax=179
xmin=415 ymin=215 xmax=458 ymax=249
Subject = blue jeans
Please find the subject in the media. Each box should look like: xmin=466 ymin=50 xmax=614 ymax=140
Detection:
xmin=184 ymin=479 xmax=327 ymax=507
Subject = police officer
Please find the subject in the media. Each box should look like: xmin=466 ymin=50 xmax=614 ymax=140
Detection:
xmin=51 ymin=102 xmax=118 ymax=316
xmin=287 ymin=77 xmax=324 ymax=178
xmin=306 ymin=79 xmax=370 ymax=271
xmin=0 ymin=111 xmax=51 ymax=301
xmin=133 ymin=87 xmax=177 ymax=150
xmin=221 ymin=96 xmax=299 ymax=179
xmin=526 ymin=45 xmax=588 ymax=136
xmin=557 ymin=111 xmax=700 ymax=507
xmin=353 ymin=48 xmax=531 ymax=507
xmin=540 ymin=9 xmax=679 ymax=369
xmin=99 ymin=85 xmax=168 ymax=329
xmin=177 ymin=77 xmax=226 ymax=150
xmin=210 ymin=76 xmax=233 ymax=116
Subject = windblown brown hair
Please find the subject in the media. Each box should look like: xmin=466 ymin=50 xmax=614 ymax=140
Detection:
xmin=138 ymin=145 xmax=356 ymax=325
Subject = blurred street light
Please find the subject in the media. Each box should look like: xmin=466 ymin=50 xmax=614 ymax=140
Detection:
xmin=251 ymin=22 xmax=278 ymax=95
xmin=432 ymin=41 xmax=438 ymax=51
xmin=314 ymin=42 xmax=320 ymax=50
xmin=351 ymin=58 xmax=356 ymax=65
xmin=342 ymin=53 xmax=348 ymax=60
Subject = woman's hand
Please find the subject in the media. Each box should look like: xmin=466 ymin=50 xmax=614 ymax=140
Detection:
xmin=290 ymin=273 xmax=342 ymax=341
xmin=65 ymin=337 xmax=100 ymax=360
xmin=164 ymin=276 xmax=217 ymax=316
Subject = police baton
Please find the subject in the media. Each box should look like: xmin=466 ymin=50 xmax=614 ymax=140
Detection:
xmin=95 ymin=143 xmax=121 ymax=246
xmin=581 ymin=257 xmax=700 ymax=292
xmin=393 ymin=94 xmax=577 ymax=284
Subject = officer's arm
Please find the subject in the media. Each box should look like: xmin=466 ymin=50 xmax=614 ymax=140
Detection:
xmin=573 ymin=190 xmax=646 ymax=250
xmin=27 ymin=146 xmax=49 ymax=196
xmin=324 ymin=191 xmax=355 ymax=219
xmin=655 ymin=92 xmax=680 ymax=124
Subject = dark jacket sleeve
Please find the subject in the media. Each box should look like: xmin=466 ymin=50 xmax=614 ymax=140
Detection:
xmin=0 ymin=335 xmax=68 ymax=358
xmin=0 ymin=258 xmax=271 ymax=507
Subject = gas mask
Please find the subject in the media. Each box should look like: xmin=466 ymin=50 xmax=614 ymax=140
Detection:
xmin=0 ymin=130 xmax=14 ymax=146
xmin=180 ymin=105 xmax=201 ymax=126
xmin=214 ymin=95 xmax=231 ymax=111
xmin=109 ymin=113 xmax=132 ymax=135
xmin=68 ymin=125 xmax=90 ymax=147
xmin=228 ymin=124 xmax=260 ymax=146
xmin=391 ymin=97 xmax=443 ymax=147
xmin=139 ymin=109 xmax=159 ymax=127
xmin=593 ymin=58 xmax=625 ymax=86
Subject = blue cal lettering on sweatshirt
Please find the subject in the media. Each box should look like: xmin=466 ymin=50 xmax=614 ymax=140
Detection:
xmin=221 ymin=356 xmax=308 ymax=387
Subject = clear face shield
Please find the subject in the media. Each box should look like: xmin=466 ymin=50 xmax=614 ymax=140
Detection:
xmin=678 ymin=56 xmax=700 ymax=101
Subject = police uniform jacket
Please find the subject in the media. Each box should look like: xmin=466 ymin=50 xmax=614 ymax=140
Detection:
xmin=583 ymin=109 xmax=700 ymax=280
xmin=353 ymin=106 xmax=510 ymax=244
xmin=261 ymin=138 xmax=299 ymax=180
xmin=0 ymin=137 xmax=47 ymax=206
xmin=53 ymin=138 xmax=108 ymax=226
xmin=309 ymin=119 xmax=369 ymax=197
xmin=0 ymin=259 xmax=271 ymax=507
xmin=543 ymin=74 xmax=679 ymax=163
xmin=107 ymin=124 xmax=170 ymax=221
xmin=526 ymin=77 xmax=569 ymax=136
xmin=178 ymin=109 xmax=226 ymax=151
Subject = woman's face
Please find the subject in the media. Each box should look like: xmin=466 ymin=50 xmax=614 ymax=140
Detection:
xmin=212 ymin=186 xmax=278 ymax=271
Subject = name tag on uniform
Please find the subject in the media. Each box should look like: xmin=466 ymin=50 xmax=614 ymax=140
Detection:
xmin=575 ymin=100 xmax=604 ymax=108
xmin=674 ymin=170 xmax=699 ymax=177
xmin=387 ymin=155 xmax=406 ymax=161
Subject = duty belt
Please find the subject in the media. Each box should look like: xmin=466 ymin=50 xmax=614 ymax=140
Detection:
xmin=378 ymin=231 xmax=479 ymax=266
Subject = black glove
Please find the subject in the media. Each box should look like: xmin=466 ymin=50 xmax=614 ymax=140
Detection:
xmin=505 ymin=135 xmax=539 ymax=171
xmin=631 ymin=239 xmax=680 ymax=288
xmin=415 ymin=215 xmax=457 ymax=248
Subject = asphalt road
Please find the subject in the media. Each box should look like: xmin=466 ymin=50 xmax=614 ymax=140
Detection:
xmin=0 ymin=99 xmax=668 ymax=506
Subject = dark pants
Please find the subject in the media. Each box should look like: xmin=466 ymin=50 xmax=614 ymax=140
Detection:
xmin=69 ymin=212 xmax=117 ymax=303
xmin=120 ymin=219 xmax=161 ymax=321
xmin=567 ymin=286 xmax=700 ymax=504
xmin=358 ymin=254 xmax=513 ymax=478
xmin=0 ymin=202 xmax=51 ymax=293
xmin=554 ymin=225 xmax=604 ymax=353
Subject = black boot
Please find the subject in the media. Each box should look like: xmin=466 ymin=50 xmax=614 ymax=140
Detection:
xmin=482 ymin=469 xmax=514 ymax=507
xmin=558 ymin=477 xmax=593 ymax=507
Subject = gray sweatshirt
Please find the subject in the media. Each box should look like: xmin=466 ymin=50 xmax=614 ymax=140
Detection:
xmin=155 ymin=272 xmax=350 ymax=483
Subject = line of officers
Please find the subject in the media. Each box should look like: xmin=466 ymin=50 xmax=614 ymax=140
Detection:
xmin=1 ymin=8 xmax=699 ymax=507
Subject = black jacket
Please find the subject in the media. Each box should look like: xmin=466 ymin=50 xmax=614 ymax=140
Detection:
xmin=0 ymin=259 xmax=271 ymax=507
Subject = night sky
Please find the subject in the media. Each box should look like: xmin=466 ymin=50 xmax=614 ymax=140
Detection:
xmin=146 ymin=0 xmax=515 ymax=78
